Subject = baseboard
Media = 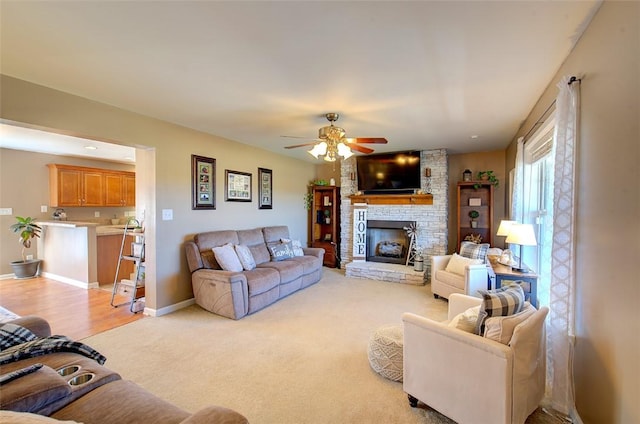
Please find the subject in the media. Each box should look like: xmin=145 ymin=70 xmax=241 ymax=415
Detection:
xmin=143 ymin=297 xmax=195 ymax=317
xmin=0 ymin=273 xmax=15 ymax=280
xmin=40 ymin=272 xmax=99 ymax=289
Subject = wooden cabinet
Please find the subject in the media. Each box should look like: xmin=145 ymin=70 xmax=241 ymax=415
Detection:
xmin=104 ymin=172 xmax=136 ymax=206
xmin=48 ymin=164 xmax=135 ymax=207
xmin=310 ymin=185 xmax=340 ymax=268
xmin=97 ymin=234 xmax=135 ymax=285
xmin=457 ymin=182 xmax=494 ymax=249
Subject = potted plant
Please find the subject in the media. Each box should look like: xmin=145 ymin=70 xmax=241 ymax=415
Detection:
xmin=469 ymin=210 xmax=480 ymax=228
xmin=9 ymin=216 xmax=43 ymax=279
xmin=475 ymin=171 xmax=499 ymax=188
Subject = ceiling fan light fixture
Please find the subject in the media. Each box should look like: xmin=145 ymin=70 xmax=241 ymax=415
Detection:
xmin=337 ymin=142 xmax=354 ymax=159
xmin=308 ymin=141 xmax=328 ymax=158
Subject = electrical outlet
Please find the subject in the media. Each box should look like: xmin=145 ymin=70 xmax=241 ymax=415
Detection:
xmin=26 ymin=254 xmax=34 ymax=260
xmin=94 ymin=211 xmax=100 ymax=218
xmin=162 ymin=209 xmax=173 ymax=221
xmin=41 ymin=205 xmax=48 ymax=213
xmin=0 ymin=208 xmax=13 ymax=215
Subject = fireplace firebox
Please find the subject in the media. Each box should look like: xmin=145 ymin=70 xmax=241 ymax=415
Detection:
xmin=366 ymin=220 xmax=415 ymax=264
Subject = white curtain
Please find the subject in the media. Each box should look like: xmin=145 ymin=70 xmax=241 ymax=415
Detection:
xmin=547 ymin=76 xmax=580 ymax=415
xmin=511 ymin=137 xmax=524 ymax=222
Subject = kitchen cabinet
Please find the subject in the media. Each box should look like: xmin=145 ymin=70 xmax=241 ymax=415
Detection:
xmin=104 ymin=172 xmax=136 ymax=207
xmin=48 ymin=164 xmax=135 ymax=207
xmin=309 ymin=185 xmax=340 ymax=268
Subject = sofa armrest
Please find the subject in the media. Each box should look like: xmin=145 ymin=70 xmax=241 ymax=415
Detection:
xmin=191 ymin=269 xmax=249 ymax=320
xmin=431 ymin=254 xmax=452 ymax=273
xmin=302 ymin=247 xmax=324 ymax=259
xmin=8 ymin=316 xmax=51 ymax=338
xmin=185 ymin=241 xmax=204 ymax=273
xmin=179 ymin=405 xmax=249 ymax=424
xmin=447 ymin=293 xmax=483 ymax=320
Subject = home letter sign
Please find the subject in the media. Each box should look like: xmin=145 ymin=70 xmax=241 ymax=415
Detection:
xmin=352 ymin=205 xmax=367 ymax=261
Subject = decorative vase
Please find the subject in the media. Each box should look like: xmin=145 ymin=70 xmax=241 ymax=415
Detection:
xmin=471 ymin=220 xmax=478 ymax=228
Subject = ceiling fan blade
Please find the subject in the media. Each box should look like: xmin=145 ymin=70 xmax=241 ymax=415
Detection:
xmin=281 ymin=135 xmax=312 ymax=139
xmin=284 ymin=142 xmax=318 ymax=149
xmin=345 ymin=137 xmax=388 ymax=144
xmin=346 ymin=143 xmax=375 ymax=154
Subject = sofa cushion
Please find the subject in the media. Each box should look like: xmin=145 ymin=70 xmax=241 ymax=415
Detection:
xmin=287 ymin=255 xmax=322 ymax=275
xmin=237 ymin=228 xmax=270 ymax=265
xmin=0 ymin=364 xmax=71 ymax=413
xmin=447 ymin=305 xmax=480 ymax=333
xmin=195 ymin=231 xmax=240 ymax=270
xmin=0 ymin=411 xmax=81 ymax=423
xmin=475 ymin=284 xmax=526 ymax=335
xmin=444 ymin=253 xmax=482 ymax=276
xmin=262 ymin=226 xmax=290 ymax=244
xmin=484 ymin=302 xmax=536 ymax=344
xmin=234 ymin=244 xmax=256 ymax=271
xmin=244 ymin=268 xmax=280 ymax=297
xmin=212 ymin=244 xmax=243 ymax=272
xmin=268 ymin=241 xmax=295 ymax=261
xmin=434 ymin=270 xmax=465 ymax=290
xmin=257 ymin=260 xmax=303 ymax=284
xmin=459 ymin=241 xmax=490 ymax=262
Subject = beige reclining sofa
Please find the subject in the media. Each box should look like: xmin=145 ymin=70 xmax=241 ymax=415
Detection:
xmin=185 ymin=225 xmax=324 ymax=319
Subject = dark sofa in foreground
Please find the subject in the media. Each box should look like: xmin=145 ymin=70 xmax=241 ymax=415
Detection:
xmin=0 ymin=316 xmax=248 ymax=423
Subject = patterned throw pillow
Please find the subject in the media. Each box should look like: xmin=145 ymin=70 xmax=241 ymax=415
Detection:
xmin=268 ymin=241 xmax=295 ymax=261
xmin=459 ymin=241 xmax=490 ymax=263
xmin=212 ymin=244 xmax=243 ymax=272
xmin=0 ymin=324 xmax=38 ymax=350
xmin=234 ymin=244 xmax=256 ymax=271
xmin=281 ymin=238 xmax=304 ymax=257
xmin=474 ymin=284 xmax=525 ymax=335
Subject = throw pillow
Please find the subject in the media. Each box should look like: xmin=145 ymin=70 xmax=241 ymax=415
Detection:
xmin=444 ymin=253 xmax=482 ymax=276
xmin=281 ymin=238 xmax=304 ymax=257
xmin=212 ymin=244 xmax=243 ymax=272
xmin=459 ymin=241 xmax=490 ymax=263
xmin=474 ymin=284 xmax=525 ymax=335
xmin=268 ymin=241 xmax=295 ymax=261
xmin=0 ymin=324 xmax=37 ymax=350
xmin=447 ymin=305 xmax=481 ymax=333
xmin=483 ymin=302 xmax=536 ymax=344
xmin=234 ymin=244 xmax=256 ymax=271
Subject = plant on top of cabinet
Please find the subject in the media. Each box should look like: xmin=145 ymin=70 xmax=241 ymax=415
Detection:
xmin=475 ymin=171 xmax=499 ymax=188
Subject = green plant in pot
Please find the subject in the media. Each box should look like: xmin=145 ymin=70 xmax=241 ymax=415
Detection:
xmin=469 ymin=210 xmax=480 ymax=228
xmin=9 ymin=216 xmax=43 ymax=279
xmin=474 ymin=171 xmax=499 ymax=189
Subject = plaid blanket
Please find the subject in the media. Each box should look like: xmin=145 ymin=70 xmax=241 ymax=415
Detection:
xmin=0 ymin=333 xmax=106 ymax=366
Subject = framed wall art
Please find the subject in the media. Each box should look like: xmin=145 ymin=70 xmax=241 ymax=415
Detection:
xmin=192 ymin=155 xmax=216 ymax=210
xmin=258 ymin=167 xmax=273 ymax=209
xmin=225 ymin=170 xmax=252 ymax=202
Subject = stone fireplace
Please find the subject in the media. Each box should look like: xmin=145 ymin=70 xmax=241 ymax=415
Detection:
xmin=366 ymin=220 xmax=414 ymax=265
xmin=339 ymin=149 xmax=449 ymax=284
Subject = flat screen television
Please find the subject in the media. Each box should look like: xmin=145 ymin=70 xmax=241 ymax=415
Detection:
xmin=356 ymin=150 xmax=422 ymax=194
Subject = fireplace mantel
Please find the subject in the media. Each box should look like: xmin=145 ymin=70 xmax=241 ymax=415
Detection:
xmin=349 ymin=193 xmax=433 ymax=205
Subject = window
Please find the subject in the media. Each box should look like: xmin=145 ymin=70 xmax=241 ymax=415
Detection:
xmin=522 ymin=118 xmax=555 ymax=306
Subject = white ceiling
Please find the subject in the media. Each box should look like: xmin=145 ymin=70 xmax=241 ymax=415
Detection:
xmin=0 ymin=1 xmax=600 ymax=162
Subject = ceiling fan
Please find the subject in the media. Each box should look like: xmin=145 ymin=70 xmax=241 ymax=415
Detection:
xmin=283 ymin=113 xmax=388 ymax=161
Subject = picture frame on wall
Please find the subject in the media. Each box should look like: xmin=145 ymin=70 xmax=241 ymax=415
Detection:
xmin=225 ymin=169 xmax=252 ymax=202
xmin=191 ymin=155 xmax=216 ymax=210
xmin=258 ymin=167 xmax=273 ymax=209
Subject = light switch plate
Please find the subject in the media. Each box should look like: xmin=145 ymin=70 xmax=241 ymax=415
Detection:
xmin=94 ymin=211 xmax=101 ymax=217
xmin=162 ymin=209 xmax=173 ymax=221
xmin=0 ymin=208 xmax=13 ymax=215
xmin=41 ymin=205 xmax=48 ymax=213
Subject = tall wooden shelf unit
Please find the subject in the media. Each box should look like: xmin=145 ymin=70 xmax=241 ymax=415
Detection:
xmin=457 ymin=182 xmax=494 ymax=249
xmin=310 ymin=185 xmax=340 ymax=268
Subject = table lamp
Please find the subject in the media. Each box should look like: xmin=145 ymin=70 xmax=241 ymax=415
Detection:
xmin=496 ymin=220 xmax=517 ymax=266
xmin=505 ymin=223 xmax=537 ymax=272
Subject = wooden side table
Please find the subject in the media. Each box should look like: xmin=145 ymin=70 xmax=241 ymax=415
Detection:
xmin=488 ymin=262 xmax=539 ymax=307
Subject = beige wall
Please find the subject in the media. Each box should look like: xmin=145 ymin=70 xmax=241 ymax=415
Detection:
xmin=504 ymin=2 xmax=639 ymax=422
xmin=0 ymin=76 xmax=316 ymax=313
xmin=0 ymin=149 xmax=135 ymax=272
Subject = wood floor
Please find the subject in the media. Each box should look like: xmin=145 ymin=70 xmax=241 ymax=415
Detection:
xmin=0 ymin=276 xmax=143 ymax=340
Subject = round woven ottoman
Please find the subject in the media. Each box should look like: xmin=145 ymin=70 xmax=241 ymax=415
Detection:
xmin=367 ymin=324 xmax=404 ymax=382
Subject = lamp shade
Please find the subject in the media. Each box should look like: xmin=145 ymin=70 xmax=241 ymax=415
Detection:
xmin=496 ymin=220 xmax=517 ymax=237
xmin=505 ymin=223 xmax=537 ymax=246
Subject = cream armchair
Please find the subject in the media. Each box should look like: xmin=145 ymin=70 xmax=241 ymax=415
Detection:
xmin=431 ymin=254 xmax=490 ymax=299
xmin=402 ymin=293 xmax=549 ymax=424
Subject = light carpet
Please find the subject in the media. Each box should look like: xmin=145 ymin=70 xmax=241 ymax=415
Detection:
xmin=82 ymin=268 xmax=560 ymax=424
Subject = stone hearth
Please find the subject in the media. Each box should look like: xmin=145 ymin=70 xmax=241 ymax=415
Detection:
xmin=345 ymin=262 xmax=425 ymax=285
